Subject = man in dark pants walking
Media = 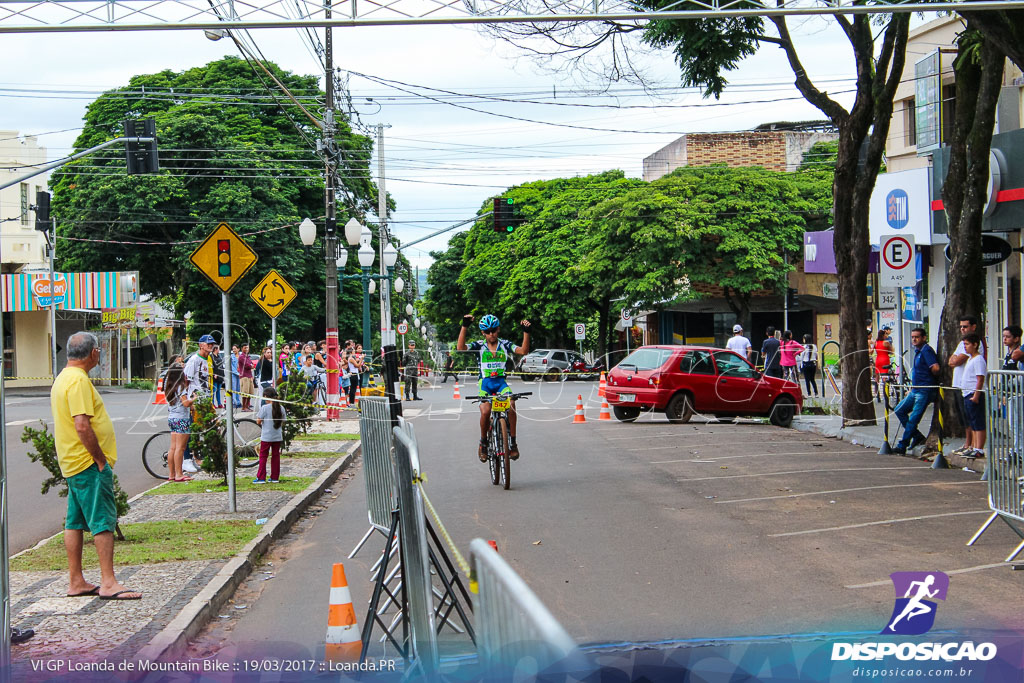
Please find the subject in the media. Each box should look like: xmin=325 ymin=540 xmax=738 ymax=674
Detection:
xmin=402 ymin=342 xmax=422 ymax=400
xmin=761 ymin=327 xmax=783 ymax=378
xmin=441 ymin=352 xmax=457 ymax=383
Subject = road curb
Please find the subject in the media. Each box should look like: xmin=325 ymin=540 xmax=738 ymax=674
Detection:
xmin=134 ymin=440 xmax=361 ymax=663
xmin=791 ymin=416 xmax=886 ymax=450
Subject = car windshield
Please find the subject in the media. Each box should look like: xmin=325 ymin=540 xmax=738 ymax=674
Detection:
xmin=617 ymin=348 xmax=673 ymax=371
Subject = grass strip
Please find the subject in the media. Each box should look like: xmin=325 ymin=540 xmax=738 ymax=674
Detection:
xmin=145 ymin=476 xmax=314 ymax=495
xmin=294 ymin=433 xmax=358 ymax=441
xmin=11 ymin=520 xmax=261 ymax=571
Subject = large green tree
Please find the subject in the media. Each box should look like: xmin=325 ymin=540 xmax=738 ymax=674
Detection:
xmin=52 ymin=56 xmax=379 ymax=346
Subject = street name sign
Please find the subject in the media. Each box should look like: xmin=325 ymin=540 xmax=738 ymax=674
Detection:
xmin=879 ymin=290 xmax=898 ymax=310
xmin=879 ymin=234 xmax=916 ymax=287
xmin=189 ymin=222 xmax=258 ymax=293
xmin=249 ymin=269 xmax=297 ymax=318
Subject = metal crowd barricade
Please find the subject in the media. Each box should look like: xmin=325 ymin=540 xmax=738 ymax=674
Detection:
xmin=350 ymin=397 xmax=398 ymax=558
xmin=470 ymin=538 xmax=582 ymax=674
xmin=966 ymin=370 xmax=1024 ymax=561
xmin=392 ymin=420 xmax=439 ymax=673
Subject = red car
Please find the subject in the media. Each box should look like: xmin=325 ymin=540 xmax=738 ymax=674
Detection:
xmin=605 ymin=345 xmax=803 ymax=427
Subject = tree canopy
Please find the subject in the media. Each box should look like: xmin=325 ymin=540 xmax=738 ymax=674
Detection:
xmin=51 ymin=56 xmax=388 ymax=345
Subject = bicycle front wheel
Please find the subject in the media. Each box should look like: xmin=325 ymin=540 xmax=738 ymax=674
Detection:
xmin=232 ymin=418 xmax=262 ymax=468
xmin=498 ymin=415 xmax=511 ymax=491
xmin=142 ymin=431 xmax=172 ymax=480
xmin=488 ymin=423 xmax=500 ymax=486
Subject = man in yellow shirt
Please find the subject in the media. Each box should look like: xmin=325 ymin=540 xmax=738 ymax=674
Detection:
xmin=51 ymin=332 xmax=141 ymax=601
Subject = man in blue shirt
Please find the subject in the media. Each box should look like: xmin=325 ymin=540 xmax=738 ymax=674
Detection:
xmin=892 ymin=327 xmax=941 ymax=454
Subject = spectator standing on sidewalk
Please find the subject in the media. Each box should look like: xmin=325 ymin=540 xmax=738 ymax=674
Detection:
xmin=1001 ymin=326 xmax=1024 ymax=455
xmin=238 ymin=343 xmax=254 ymax=411
xmin=229 ymin=345 xmax=241 ymax=408
xmin=254 ymin=346 xmax=275 ymax=408
xmin=163 ymin=361 xmax=193 ymax=482
xmin=799 ymin=333 xmax=818 ymax=397
xmin=892 ymin=328 xmax=940 ymax=455
xmin=958 ymin=334 xmax=988 ymax=458
xmin=346 ymin=347 xmax=360 ymax=404
xmin=403 ymin=341 xmax=422 ymax=401
xmin=779 ymin=331 xmax=804 ymax=384
xmin=211 ymin=345 xmax=225 ymax=408
xmin=761 ymin=327 xmax=782 ymax=378
xmin=51 ymin=332 xmax=141 ymax=601
xmin=253 ymin=386 xmax=286 ymax=484
xmin=949 ymin=316 xmax=987 ymax=455
xmin=726 ymin=325 xmax=753 ymax=363
xmin=182 ymin=334 xmax=214 ymax=473
xmin=872 ymin=328 xmax=894 ymax=403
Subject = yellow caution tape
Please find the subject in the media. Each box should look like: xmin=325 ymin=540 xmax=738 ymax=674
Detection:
xmin=414 ymin=474 xmax=476 ymax=593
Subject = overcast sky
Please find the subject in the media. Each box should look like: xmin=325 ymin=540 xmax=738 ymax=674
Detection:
xmin=0 ymin=14 xmax=926 ymax=270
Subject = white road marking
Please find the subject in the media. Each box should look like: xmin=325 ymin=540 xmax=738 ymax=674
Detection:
xmin=4 ymin=419 xmax=36 ymax=426
xmin=679 ymin=466 xmax=928 ymax=482
xmin=846 ymin=562 xmax=1011 ymax=589
xmin=647 ymin=450 xmax=867 ymax=462
xmin=715 ymin=481 xmax=985 ymax=504
xmin=770 ymin=510 xmax=992 ymax=538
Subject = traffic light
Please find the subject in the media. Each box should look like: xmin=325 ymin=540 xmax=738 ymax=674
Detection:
xmin=34 ymin=190 xmax=50 ymax=232
xmin=787 ymin=287 xmax=799 ymax=309
xmin=125 ymin=119 xmax=160 ymax=175
xmin=217 ymin=239 xmax=231 ymax=277
xmin=493 ymin=197 xmax=516 ymax=233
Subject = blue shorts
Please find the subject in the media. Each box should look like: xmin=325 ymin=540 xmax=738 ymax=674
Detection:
xmin=963 ymin=393 xmax=986 ymax=431
xmin=478 ymin=376 xmax=511 ymax=397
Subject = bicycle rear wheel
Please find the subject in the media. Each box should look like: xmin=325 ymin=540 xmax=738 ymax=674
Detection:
xmin=316 ymin=382 xmax=327 ymax=407
xmin=232 ymin=418 xmax=261 ymax=468
xmin=142 ymin=431 xmax=172 ymax=480
xmin=498 ymin=415 xmax=511 ymax=490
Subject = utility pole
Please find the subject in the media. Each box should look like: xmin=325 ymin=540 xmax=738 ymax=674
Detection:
xmin=377 ymin=124 xmax=391 ymax=348
xmin=323 ymin=0 xmax=340 ymax=420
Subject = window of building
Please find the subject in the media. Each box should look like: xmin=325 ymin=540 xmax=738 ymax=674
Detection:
xmin=904 ymin=97 xmax=916 ymax=147
xmin=19 ymin=183 xmax=29 ymax=225
xmin=941 ymin=83 xmax=956 ymax=144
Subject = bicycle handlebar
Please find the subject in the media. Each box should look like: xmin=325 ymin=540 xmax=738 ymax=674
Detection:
xmin=469 ymin=391 xmax=532 ymax=403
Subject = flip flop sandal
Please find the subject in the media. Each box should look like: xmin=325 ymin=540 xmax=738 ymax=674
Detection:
xmin=99 ymin=590 xmax=142 ymax=601
xmin=66 ymin=586 xmax=99 ymax=597
xmin=175 ymin=476 xmax=194 ymax=482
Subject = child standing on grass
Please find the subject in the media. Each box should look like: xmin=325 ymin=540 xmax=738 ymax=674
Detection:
xmin=254 ymin=387 xmax=286 ymax=484
xmin=959 ymin=333 xmax=988 ymax=459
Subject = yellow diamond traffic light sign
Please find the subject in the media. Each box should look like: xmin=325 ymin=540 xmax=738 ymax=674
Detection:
xmin=189 ymin=222 xmax=258 ymax=293
xmin=250 ymin=269 xmax=297 ymax=319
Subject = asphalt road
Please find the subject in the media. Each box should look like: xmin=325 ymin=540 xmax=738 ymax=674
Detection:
xmin=3 ymin=387 xmax=185 ymax=552
xmin=193 ymin=375 xmax=1023 ymax=659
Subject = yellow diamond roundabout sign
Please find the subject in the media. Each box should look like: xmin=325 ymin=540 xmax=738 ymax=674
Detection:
xmin=250 ymin=269 xmax=298 ymax=319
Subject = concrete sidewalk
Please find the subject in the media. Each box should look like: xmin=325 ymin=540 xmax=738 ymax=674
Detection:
xmin=9 ymin=418 xmax=360 ymax=676
xmin=795 ymin=396 xmax=986 ymax=473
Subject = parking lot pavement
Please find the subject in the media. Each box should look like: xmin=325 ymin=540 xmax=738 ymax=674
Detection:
xmin=599 ymin=419 xmax=1023 ymax=636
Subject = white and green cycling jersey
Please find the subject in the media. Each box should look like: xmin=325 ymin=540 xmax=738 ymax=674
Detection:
xmin=467 ymin=339 xmax=516 ymax=379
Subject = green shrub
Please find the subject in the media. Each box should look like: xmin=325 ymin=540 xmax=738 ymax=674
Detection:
xmin=124 ymin=380 xmax=155 ymax=391
xmin=189 ymin=396 xmax=232 ymax=485
xmin=22 ymin=421 xmax=130 ymax=540
xmin=277 ymin=373 xmax=317 ymax=450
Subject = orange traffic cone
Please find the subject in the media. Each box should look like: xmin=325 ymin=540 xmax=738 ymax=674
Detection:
xmin=598 ymin=371 xmax=607 ymax=397
xmin=573 ymin=395 xmax=586 ymax=424
xmin=453 ymin=381 xmax=461 ymax=400
xmin=487 ymin=540 xmax=498 ymax=552
xmin=152 ymin=378 xmax=167 ymax=405
xmin=339 ymin=390 xmax=348 ymax=409
xmin=599 ymin=399 xmax=611 ymax=421
xmin=354 ymin=385 xmax=361 ymax=405
xmin=325 ymin=563 xmax=361 ymax=662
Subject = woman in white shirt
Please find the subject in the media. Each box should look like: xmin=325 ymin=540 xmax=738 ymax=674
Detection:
xmin=798 ymin=333 xmax=818 ymax=397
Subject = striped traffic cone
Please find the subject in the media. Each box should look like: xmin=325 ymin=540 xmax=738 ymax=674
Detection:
xmin=453 ymin=381 xmax=461 ymax=400
xmin=354 ymin=385 xmax=361 ymax=405
xmin=325 ymin=563 xmax=361 ymax=662
xmin=599 ymin=398 xmax=611 ymax=421
xmin=598 ymin=371 xmax=607 ymax=397
xmin=339 ymin=390 xmax=348 ymax=409
xmin=573 ymin=395 xmax=586 ymax=424
xmin=152 ymin=378 xmax=167 ymax=405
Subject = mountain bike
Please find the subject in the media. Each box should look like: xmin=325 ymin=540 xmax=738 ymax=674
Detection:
xmin=304 ymin=374 xmax=327 ymax=406
xmin=142 ymin=415 xmax=261 ymax=479
xmin=470 ymin=391 xmax=531 ymax=490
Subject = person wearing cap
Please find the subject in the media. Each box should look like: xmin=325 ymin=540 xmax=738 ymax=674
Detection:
xmin=181 ymin=334 xmax=214 ymax=473
xmin=402 ymin=341 xmax=422 ymax=400
xmin=726 ymin=324 xmax=753 ymax=363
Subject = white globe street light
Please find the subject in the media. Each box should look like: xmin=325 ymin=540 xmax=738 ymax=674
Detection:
xmin=405 ymin=304 xmax=414 ymax=316
xmin=298 ymin=217 xmax=316 ymax=246
xmin=394 ymin=277 xmax=404 ymax=293
xmin=414 ymin=317 xmax=421 ymax=327
xmin=357 ymin=243 xmax=375 ymax=269
xmin=368 ymin=279 xmax=376 ymax=294
xmin=336 ymin=248 xmax=348 ymax=269
xmin=421 ymin=326 xmax=427 ymax=335
xmin=360 ymin=226 xmax=373 ymax=248
xmin=344 ymin=217 xmax=363 ymax=247
xmin=383 ymin=243 xmax=398 ymax=268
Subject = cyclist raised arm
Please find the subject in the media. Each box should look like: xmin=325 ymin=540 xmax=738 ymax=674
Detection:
xmin=457 ymin=314 xmax=532 ymax=462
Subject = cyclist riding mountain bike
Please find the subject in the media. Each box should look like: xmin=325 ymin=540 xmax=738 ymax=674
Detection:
xmin=456 ymin=314 xmax=532 ymax=463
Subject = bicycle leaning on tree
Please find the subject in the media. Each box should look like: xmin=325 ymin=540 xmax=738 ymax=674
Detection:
xmin=141 ymin=412 xmax=261 ymax=479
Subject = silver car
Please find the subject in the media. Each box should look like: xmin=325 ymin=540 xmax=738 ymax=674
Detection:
xmin=518 ymin=349 xmax=584 ymax=381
